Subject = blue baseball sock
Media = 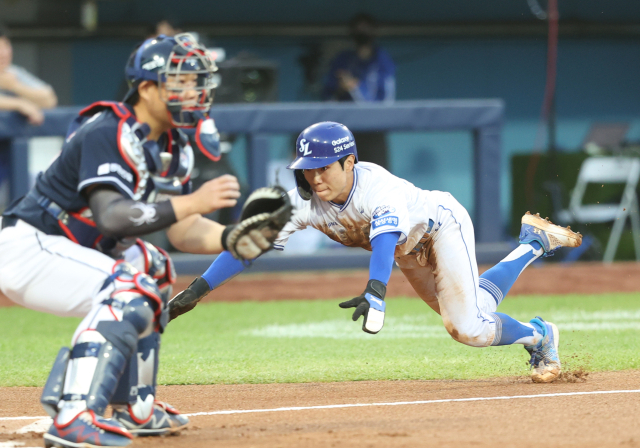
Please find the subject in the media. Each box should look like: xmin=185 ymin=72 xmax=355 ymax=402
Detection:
xmin=479 ymin=242 xmax=543 ymax=306
xmin=201 ymin=251 xmax=247 ymax=290
xmin=490 ymin=312 xmax=542 ymax=346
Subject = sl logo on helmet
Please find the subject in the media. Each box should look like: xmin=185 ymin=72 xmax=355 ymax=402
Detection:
xmin=299 ymin=139 xmax=312 ymax=156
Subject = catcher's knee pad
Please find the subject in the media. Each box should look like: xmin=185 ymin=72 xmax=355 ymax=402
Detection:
xmin=133 ymin=239 xmax=176 ymax=302
xmin=105 ymin=261 xmax=168 ymax=332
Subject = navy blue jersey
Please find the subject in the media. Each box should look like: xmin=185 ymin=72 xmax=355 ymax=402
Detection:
xmin=4 ymin=103 xmax=192 ymax=242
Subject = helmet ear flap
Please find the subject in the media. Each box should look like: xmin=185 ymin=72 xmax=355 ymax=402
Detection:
xmin=294 ymin=170 xmax=312 ymax=201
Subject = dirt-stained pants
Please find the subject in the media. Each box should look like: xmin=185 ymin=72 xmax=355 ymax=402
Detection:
xmin=395 ymin=197 xmax=498 ymax=347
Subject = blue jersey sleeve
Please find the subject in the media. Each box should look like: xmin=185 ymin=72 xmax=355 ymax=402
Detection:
xmin=201 ymin=251 xmax=247 ymax=290
xmin=76 ymin=121 xmax=137 ymax=199
xmin=369 ymin=231 xmax=401 ymax=285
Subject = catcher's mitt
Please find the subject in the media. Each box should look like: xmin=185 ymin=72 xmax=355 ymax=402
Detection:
xmin=222 ymin=185 xmax=293 ymax=261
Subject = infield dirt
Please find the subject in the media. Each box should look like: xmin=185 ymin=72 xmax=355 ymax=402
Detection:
xmin=2 ymin=370 xmax=640 ymax=447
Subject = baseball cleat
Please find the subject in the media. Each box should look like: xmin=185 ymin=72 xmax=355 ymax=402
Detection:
xmin=525 ymin=317 xmax=561 ymax=383
xmin=519 ymin=211 xmax=582 ymax=256
xmin=44 ymin=410 xmax=133 ymax=448
xmin=113 ymin=401 xmax=189 ymax=436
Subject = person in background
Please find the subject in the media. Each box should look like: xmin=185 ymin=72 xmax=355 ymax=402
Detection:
xmin=155 ymin=19 xmax=182 ymax=38
xmin=321 ymin=13 xmax=395 ymax=169
xmin=0 ymin=23 xmax=58 ymax=212
xmin=0 ymin=23 xmax=58 ymax=125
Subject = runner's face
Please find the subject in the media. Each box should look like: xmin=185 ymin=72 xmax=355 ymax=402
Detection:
xmin=303 ymin=159 xmax=351 ymax=203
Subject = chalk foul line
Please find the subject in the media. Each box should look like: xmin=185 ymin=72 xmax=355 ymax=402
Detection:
xmin=185 ymin=389 xmax=640 ymax=416
xmin=3 ymin=389 xmax=640 ymax=422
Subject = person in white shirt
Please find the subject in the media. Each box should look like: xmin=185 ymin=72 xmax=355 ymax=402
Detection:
xmin=0 ymin=23 xmax=57 ymax=125
xmin=168 ymin=121 xmax=583 ymax=383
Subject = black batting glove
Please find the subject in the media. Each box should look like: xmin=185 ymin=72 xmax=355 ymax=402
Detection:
xmin=339 ymin=279 xmax=387 ymax=334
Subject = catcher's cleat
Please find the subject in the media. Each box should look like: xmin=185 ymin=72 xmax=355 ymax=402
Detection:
xmin=113 ymin=401 xmax=189 ymax=436
xmin=519 ymin=211 xmax=582 ymax=257
xmin=525 ymin=317 xmax=561 ymax=383
xmin=44 ymin=410 xmax=133 ymax=448
xmin=154 ymin=401 xmax=189 ymax=431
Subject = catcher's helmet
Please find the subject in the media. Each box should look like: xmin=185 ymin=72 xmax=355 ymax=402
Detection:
xmin=123 ymin=33 xmax=218 ymax=127
xmin=287 ymin=122 xmax=358 ymax=200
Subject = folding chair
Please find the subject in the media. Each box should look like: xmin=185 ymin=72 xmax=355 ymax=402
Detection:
xmin=556 ymin=157 xmax=640 ymax=263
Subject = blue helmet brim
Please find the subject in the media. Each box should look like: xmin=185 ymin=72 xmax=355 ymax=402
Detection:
xmin=287 ymin=155 xmax=344 ymax=170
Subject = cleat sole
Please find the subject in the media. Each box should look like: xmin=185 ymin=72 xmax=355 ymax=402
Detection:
xmin=521 ymin=214 xmax=583 ymax=248
xmin=44 ymin=433 xmax=131 ymax=448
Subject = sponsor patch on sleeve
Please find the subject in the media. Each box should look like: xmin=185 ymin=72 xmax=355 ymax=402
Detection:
xmin=97 ymin=162 xmax=133 ymax=183
xmin=372 ymin=205 xmax=395 ymax=219
xmin=372 ymin=215 xmax=399 ymax=229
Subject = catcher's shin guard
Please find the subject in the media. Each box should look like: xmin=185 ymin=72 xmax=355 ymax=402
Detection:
xmin=112 ymin=332 xmax=189 ymax=435
xmin=40 ymin=347 xmax=70 ymax=418
xmin=111 ymin=333 xmax=160 ymax=420
xmin=55 ymin=325 xmax=137 ymax=425
xmin=54 ymin=264 xmax=163 ymax=426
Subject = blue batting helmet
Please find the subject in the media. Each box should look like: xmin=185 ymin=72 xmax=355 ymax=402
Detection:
xmin=287 ymin=122 xmax=358 ymax=200
xmin=123 ymin=33 xmax=218 ymax=127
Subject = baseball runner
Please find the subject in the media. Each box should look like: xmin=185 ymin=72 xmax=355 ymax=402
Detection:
xmin=0 ymin=34 xmax=290 ymax=448
xmin=169 ymin=121 xmax=583 ymax=383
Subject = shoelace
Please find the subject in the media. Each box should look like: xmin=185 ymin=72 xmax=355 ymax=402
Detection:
xmin=528 ymin=340 xmax=559 ymax=368
xmin=541 ymin=245 xmax=561 ymax=258
xmin=529 ymin=349 xmax=544 ymax=368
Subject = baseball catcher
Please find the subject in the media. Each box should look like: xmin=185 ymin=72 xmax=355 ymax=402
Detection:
xmin=0 ymin=33 xmax=289 ymax=448
xmin=169 ymin=121 xmax=582 ymax=384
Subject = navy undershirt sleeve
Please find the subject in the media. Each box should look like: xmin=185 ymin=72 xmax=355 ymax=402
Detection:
xmin=88 ymin=188 xmax=177 ymax=238
xmin=369 ymin=231 xmax=401 ymax=285
xmin=201 ymin=251 xmax=247 ymax=290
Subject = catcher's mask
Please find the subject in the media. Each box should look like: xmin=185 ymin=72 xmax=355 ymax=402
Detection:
xmin=287 ymin=121 xmax=358 ymax=200
xmin=124 ymin=33 xmax=218 ymax=128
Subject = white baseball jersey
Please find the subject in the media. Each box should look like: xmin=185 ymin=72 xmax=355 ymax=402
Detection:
xmin=275 ymin=161 xmax=502 ymax=348
xmin=274 ymin=162 xmax=451 ymax=256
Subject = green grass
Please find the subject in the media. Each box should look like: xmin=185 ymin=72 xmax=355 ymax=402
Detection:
xmin=2 ymin=293 xmax=640 ymax=387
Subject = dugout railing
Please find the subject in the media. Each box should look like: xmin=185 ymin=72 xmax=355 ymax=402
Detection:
xmin=0 ymin=100 xmax=509 ymax=272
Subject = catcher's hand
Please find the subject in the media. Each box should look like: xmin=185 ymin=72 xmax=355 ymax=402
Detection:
xmin=222 ymin=185 xmax=293 ymax=261
xmin=339 ymin=279 xmax=387 ymax=334
xmin=168 ymin=277 xmax=211 ymax=322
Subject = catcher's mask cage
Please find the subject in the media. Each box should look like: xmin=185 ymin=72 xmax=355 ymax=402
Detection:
xmin=287 ymin=121 xmax=358 ymax=200
xmin=124 ymin=33 xmax=218 ymax=128
xmin=159 ymin=33 xmax=218 ymax=127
